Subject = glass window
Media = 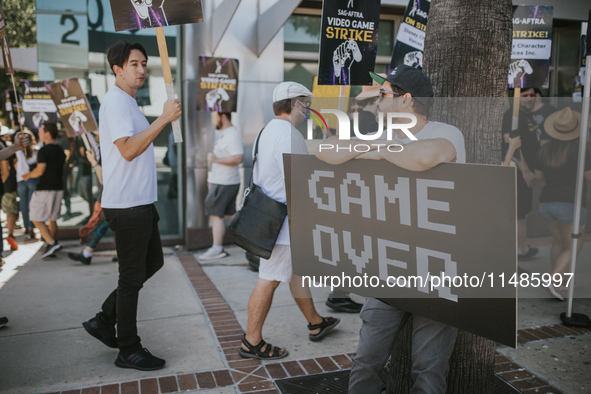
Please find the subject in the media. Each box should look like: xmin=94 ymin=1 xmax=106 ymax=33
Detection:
xmin=45 ymin=0 xmax=183 ymax=238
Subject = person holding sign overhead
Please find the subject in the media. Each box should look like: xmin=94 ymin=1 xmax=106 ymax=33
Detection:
xmin=82 ymin=42 xmax=181 ymax=371
xmin=317 ymin=65 xmax=465 ymax=393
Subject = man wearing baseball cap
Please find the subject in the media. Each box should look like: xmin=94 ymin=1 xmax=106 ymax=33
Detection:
xmin=317 ymin=65 xmax=466 ymax=393
xmin=239 ymin=82 xmax=340 ymax=361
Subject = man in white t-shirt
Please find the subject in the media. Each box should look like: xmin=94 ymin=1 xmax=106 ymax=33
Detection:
xmin=238 ymin=82 xmax=340 ymax=361
xmin=82 ymin=42 xmax=181 ymax=371
xmin=317 ymin=65 xmax=465 ymax=394
xmin=199 ymin=112 xmax=244 ymax=260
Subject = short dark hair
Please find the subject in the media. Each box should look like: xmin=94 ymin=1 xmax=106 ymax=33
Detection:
xmin=391 ymin=86 xmax=429 ymax=118
xmin=273 ymin=99 xmax=292 ymax=116
xmin=42 ymin=122 xmax=59 ymax=140
xmin=107 ymin=42 xmax=148 ymax=74
xmin=219 ymin=112 xmax=232 ymax=122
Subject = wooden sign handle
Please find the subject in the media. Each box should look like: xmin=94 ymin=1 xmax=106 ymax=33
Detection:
xmin=156 ymin=27 xmax=182 ymax=143
xmin=511 ymin=87 xmax=520 ymax=132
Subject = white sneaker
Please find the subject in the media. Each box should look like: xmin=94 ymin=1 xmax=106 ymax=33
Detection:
xmin=198 ymin=248 xmax=228 ymax=261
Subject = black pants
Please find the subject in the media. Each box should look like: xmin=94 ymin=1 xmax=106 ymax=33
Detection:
xmin=100 ymin=204 xmax=164 ymax=354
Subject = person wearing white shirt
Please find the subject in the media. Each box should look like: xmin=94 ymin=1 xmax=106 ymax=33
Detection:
xmin=317 ymin=66 xmax=464 ymax=394
xmin=198 ymin=113 xmax=244 ymax=261
xmin=16 ymin=130 xmax=39 ymax=241
xmin=239 ymin=82 xmax=340 ymax=361
xmin=81 ymin=42 xmax=181 ymax=372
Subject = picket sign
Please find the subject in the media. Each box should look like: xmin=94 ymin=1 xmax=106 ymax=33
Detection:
xmin=155 ymin=27 xmax=182 ymax=143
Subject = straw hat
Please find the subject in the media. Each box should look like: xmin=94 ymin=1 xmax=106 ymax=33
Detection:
xmin=544 ymin=107 xmax=582 ymax=141
xmin=355 ymin=74 xmax=386 ymax=99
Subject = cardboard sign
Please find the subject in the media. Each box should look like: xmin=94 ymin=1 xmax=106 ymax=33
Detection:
xmin=5 ymin=89 xmax=18 ymax=125
xmin=317 ymin=0 xmax=381 ymax=86
xmin=509 ymin=6 xmax=553 ymax=89
xmin=389 ymin=0 xmax=430 ymax=70
xmin=285 ymin=154 xmax=517 ymax=347
xmin=197 ymin=56 xmax=239 ymax=112
xmin=110 ymin=0 xmax=203 ymax=31
xmin=581 ymin=34 xmax=587 ymax=86
xmin=0 ymin=0 xmax=13 ymax=75
xmin=20 ymin=81 xmax=58 ymax=132
xmin=45 ymin=78 xmax=98 ymax=138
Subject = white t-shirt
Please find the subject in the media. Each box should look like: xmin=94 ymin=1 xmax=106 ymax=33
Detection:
xmin=16 ymin=150 xmax=37 ymax=182
xmin=395 ymin=121 xmax=466 ymax=163
xmin=99 ymin=86 xmax=157 ymax=209
xmin=252 ymin=119 xmax=308 ymax=245
xmin=208 ymin=126 xmax=244 ymax=185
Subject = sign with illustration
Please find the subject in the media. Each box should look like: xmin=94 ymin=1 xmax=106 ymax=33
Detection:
xmin=197 ymin=56 xmax=239 ymax=112
xmin=109 ymin=0 xmax=203 ymax=31
xmin=20 ymin=81 xmax=58 ymax=132
xmin=286 ymin=154 xmax=517 ymax=347
xmin=318 ymin=0 xmax=381 ymax=86
xmin=389 ymin=0 xmax=430 ymax=70
xmin=0 ymin=0 xmax=13 ymax=75
xmin=508 ymin=5 xmax=553 ymax=89
xmin=45 ymin=78 xmax=98 ymax=138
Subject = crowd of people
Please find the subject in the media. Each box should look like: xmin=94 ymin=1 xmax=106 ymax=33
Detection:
xmin=0 ymin=40 xmax=588 ymax=393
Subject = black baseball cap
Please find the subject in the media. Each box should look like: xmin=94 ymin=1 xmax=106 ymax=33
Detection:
xmin=370 ymin=65 xmax=434 ymax=106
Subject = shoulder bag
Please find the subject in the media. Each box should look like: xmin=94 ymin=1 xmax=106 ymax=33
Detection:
xmin=227 ymin=128 xmax=288 ymax=259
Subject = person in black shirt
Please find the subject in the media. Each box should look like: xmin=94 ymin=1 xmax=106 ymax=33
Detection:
xmin=530 ymin=88 xmax=557 ymax=143
xmin=502 ymin=87 xmax=543 ymax=260
xmin=22 ymin=122 xmax=66 ymax=258
xmin=535 ymin=108 xmax=591 ymax=301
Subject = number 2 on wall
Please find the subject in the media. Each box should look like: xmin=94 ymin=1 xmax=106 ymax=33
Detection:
xmin=60 ymin=15 xmax=80 ymax=45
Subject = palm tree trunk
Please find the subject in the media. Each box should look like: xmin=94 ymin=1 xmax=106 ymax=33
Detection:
xmin=386 ymin=1 xmax=512 ymax=392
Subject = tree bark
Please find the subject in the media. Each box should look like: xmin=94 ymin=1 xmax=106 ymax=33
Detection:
xmin=386 ymin=1 xmax=512 ymax=393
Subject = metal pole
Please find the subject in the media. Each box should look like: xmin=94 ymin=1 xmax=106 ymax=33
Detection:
xmin=565 ymin=11 xmax=591 ymax=321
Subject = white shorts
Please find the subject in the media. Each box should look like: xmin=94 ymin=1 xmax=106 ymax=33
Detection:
xmin=29 ymin=190 xmax=63 ymax=222
xmin=259 ymin=244 xmax=293 ymax=283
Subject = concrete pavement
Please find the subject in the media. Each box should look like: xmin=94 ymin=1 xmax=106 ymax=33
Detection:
xmin=0 ymin=234 xmax=589 ymax=393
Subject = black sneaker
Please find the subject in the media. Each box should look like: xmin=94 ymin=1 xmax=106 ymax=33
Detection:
xmin=115 ymin=348 xmax=165 ymax=371
xmin=82 ymin=315 xmax=118 ymax=348
xmin=518 ymin=246 xmax=539 ymax=261
xmin=0 ymin=316 xmax=8 ymax=328
xmin=68 ymin=252 xmax=92 ymax=265
xmin=41 ymin=242 xmax=62 ymax=259
xmin=326 ymin=297 xmax=364 ymax=313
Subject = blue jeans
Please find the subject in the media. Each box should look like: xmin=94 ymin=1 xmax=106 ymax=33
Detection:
xmin=18 ymin=178 xmax=38 ymax=229
xmin=539 ymin=202 xmax=586 ymax=226
xmin=349 ymin=298 xmax=457 ymax=394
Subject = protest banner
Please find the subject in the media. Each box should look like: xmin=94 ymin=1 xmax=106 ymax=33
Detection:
xmin=20 ymin=81 xmax=58 ymax=132
xmin=508 ymin=5 xmax=553 ymax=89
xmin=285 ymin=154 xmax=517 ymax=347
xmin=4 ymin=90 xmax=19 ymax=128
xmin=0 ymin=0 xmax=12 ymax=76
xmin=581 ymin=30 xmax=587 ymax=86
xmin=389 ymin=0 xmax=430 ymax=70
xmin=317 ymin=0 xmax=381 ymax=86
xmin=197 ymin=56 xmax=238 ymax=113
xmin=110 ymin=0 xmax=204 ymax=143
xmin=45 ymin=78 xmax=97 ymax=155
xmin=110 ymin=0 xmax=203 ymax=31
xmin=0 ymin=0 xmax=24 ymax=130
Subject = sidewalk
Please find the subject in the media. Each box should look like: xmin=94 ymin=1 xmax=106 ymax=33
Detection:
xmin=0 ymin=237 xmax=589 ymax=394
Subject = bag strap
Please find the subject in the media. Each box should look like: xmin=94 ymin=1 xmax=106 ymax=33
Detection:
xmin=247 ymin=127 xmax=265 ymax=190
